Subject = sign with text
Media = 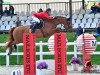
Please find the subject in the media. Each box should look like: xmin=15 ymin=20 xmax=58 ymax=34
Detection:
xmin=54 ymin=33 xmax=67 ymax=75
xmin=90 ymin=40 xmax=97 ymax=47
xmin=23 ymin=33 xmax=36 ymax=75
xmin=77 ymin=33 xmax=97 ymax=54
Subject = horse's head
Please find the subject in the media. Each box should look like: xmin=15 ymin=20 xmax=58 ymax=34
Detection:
xmin=53 ymin=16 xmax=72 ymax=32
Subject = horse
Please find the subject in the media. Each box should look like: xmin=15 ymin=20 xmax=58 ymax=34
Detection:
xmin=6 ymin=16 xmax=72 ymax=55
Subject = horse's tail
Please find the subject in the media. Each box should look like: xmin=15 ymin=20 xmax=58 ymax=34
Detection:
xmin=6 ymin=27 xmax=16 ymax=49
xmin=9 ymin=27 xmax=16 ymax=41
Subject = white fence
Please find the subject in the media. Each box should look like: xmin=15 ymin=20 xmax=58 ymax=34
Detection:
xmin=0 ymin=41 xmax=100 ymax=66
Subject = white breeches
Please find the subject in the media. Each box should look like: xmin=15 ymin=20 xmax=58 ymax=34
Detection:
xmin=32 ymin=16 xmax=40 ymax=23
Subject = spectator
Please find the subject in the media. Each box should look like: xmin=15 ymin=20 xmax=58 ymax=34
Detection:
xmin=95 ymin=2 xmax=100 ymax=7
xmin=91 ymin=3 xmax=97 ymax=13
xmin=76 ymin=26 xmax=83 ymax=36
xmin=0 ymin=0 xmax=3 ymax=16
xmin=90 ymin=2 xmax=100 ymax=13
xmin=38 ymin=8 xmax=43 ymax=13
xmin=96 ymin=2 xmax=100 ymax=13
xmin=3 ymin=7 xmax=9 ymax=16
xmin=15 ymin=17 xmax=21 ymax=27
xmin=0 ymin=10 xmax=3 ymax=16
xmin=94 ymin=23 xmax=100 ymax=37
xmin=9 ymin=5 xmax=14 ymax=15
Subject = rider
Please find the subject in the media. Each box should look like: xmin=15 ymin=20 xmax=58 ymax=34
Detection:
xmin=29 ymin=8 xmax=54 ymax=33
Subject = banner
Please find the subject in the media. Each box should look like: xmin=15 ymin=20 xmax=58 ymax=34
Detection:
xmin=23 ymin=33 xmax=36 ymax=75
xmin=54 ymin=33 xmax=67 ymax=75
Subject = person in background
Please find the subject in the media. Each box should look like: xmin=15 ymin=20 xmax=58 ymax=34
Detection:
xmin=0 ymin=9 xmax=3 ymax=16
xmin=38 ymin=8 xmax=43 ymax=13
xmin=9 ymin=5 xmax=14 ymax=15
xmin=3 ymin=7 xmax=9 ymax=16
xmin=0 ymin=0 xmax=3 ymax=16
xmin=76 ymin=25 xmax=83 ymax=36
xmin=15 ymin=17 xmax=21 ymax=27
xmin=94 ymin=23 xmax=100 ymax=37
xmin=91 ymin=3 xmax=97 ymax=13
xmin=95 ymin=2 xmax=100 ymax=7
xmin=96 ymin=2 xmax=100 ymax=13
xmin=91 ymin=2 xmax=100 ymax=13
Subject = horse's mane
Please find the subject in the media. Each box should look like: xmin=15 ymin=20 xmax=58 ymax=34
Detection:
xmin=42 ymin=16 xmax=70 ymax=22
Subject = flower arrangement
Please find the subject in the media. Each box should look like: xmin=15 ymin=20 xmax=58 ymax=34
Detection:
xmin=37 ymin=61 xmax=48 ymax=70
xmin=70 ymin=56 xmax=81 ymax=64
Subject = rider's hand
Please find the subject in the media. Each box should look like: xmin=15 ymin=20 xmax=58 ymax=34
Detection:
xmin=53 ymin=16 xmax=58 ymax=19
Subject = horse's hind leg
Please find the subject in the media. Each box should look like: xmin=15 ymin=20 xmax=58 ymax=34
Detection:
xmin=8 ymin=45 xmax=17 ymax=55
xmin=7 ymin=41 xmax=19 ymax=55
xmin=8 ymin=46 xmax=13 ymax=55
xmin=6 ymin=41 xmax=13 ymax=55
xmin=14 ymin=45 xmax=17 ymax=50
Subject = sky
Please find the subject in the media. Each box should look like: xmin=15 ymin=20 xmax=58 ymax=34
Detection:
xmin=3 ymin=0 xmax=99 ymax=4
xmin=3 ymin=0 xmax=82 ymax=3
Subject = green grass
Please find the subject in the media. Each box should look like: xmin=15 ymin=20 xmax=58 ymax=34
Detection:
xmin=0 ymin=32 xmax=100 ymax=65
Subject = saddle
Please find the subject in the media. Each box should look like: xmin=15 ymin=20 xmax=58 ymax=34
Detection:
xmin=37 ymin=19 xmax=44 ymax=29
xmin=29 ymin=19 xmax=44 ymax=33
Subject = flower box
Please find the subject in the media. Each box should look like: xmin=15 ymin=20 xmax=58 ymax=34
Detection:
xmin=37 ymin=69 xmax=46 ymax=75
xmin=37 ymin=61 xmax=48 ymax=75
xmin=70 ymin=56 xmax=82 ymax=71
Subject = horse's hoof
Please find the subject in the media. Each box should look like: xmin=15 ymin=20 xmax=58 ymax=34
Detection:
xmin=7 ymin=53 xmax=10 ymax=55
xmin=8 ymin=52 xmax=12 ymax=55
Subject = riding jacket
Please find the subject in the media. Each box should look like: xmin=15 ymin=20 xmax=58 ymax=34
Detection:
xmin=33 ymin=11 xmax=53 ymax=20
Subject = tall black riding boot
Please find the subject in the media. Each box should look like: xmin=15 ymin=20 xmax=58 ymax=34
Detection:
xmin=31 ymin=22 xmax=38 ymax=33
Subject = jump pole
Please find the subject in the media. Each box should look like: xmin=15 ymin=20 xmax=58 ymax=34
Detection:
xmin=54 ymin=32 xmax=67 ymax=75
xmin=77 ymin=33 xmax=97 ymax=72
xmin=23 ymin=33 xmax=36 ymax=75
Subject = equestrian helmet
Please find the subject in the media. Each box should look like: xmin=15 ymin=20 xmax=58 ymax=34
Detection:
xmin=46 ymin=8 xmax=51 ymax=12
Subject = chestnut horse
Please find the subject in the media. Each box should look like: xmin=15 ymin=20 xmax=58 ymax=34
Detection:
xmin=6 ymin=16 xmax=72 ymax=55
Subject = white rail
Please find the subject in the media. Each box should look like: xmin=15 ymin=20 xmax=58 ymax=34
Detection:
xmin=0 ymin=41 xmax=100 ymax=66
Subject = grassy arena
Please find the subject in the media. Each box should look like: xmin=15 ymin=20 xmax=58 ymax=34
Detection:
xmin=0 ymin=32 xmax=100 ymax=65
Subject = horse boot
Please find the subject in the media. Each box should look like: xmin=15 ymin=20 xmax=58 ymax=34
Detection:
xmin=60 ymin=24 xmax=66 ymax=32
